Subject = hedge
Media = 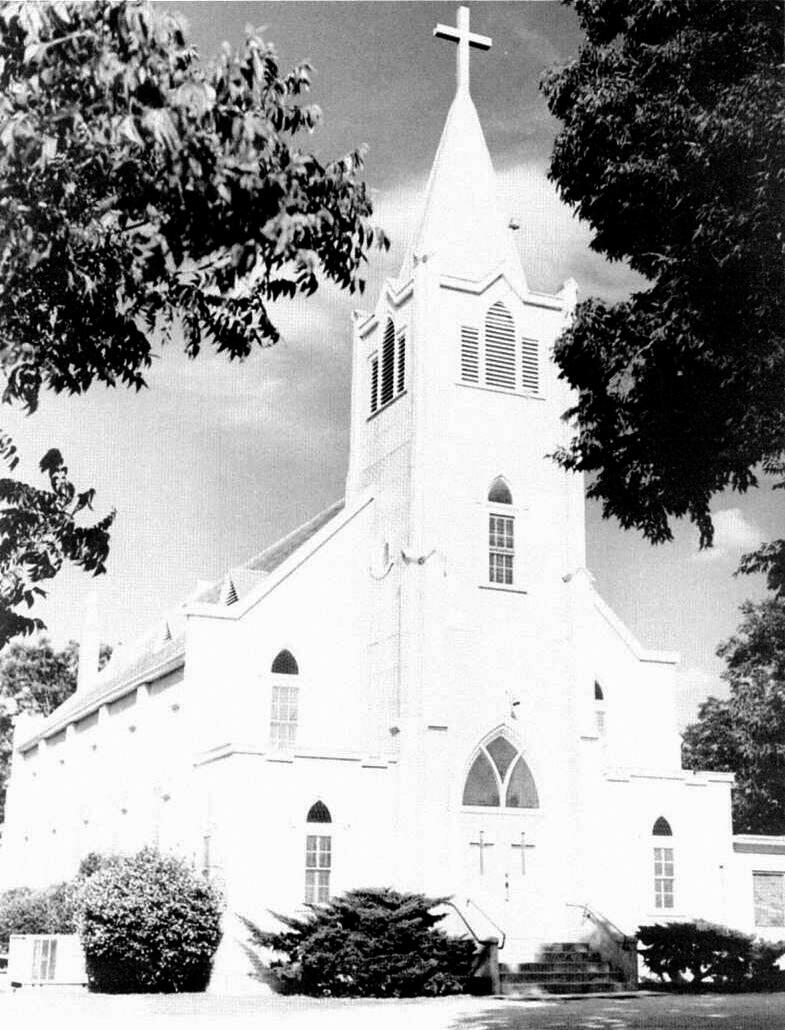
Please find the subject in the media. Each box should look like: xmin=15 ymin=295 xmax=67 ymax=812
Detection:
xmin=639 ymin=920 xmax=785 ymax=986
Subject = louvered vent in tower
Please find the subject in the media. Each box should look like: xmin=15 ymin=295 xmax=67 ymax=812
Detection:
xmin=380 ymin=319 xmax=396 ymax=405
xmin=521 ymin=337 xmax=539 ymax=392
xmin=460 ymin=326 xmax=480 ymax=383
xmin=484 ymin=302 xmax=515 ymax=390
xmin=370 ymin=356 xmax=379 ymax=414
xmin=397 ymin=330 xmax=406 ymax=394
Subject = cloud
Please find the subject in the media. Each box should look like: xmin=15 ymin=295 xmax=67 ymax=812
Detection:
xmin=692 ymin=507 xmax=763 ymax=563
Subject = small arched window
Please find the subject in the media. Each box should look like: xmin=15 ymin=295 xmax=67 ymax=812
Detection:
xmin=307 ymin=801 xmax=332 ymax=824
xmin=594 ymin=681 xmax=606 ymax=737
xmin=488 ymin=478 xmax=514 ymax=586
xmin=305 ymin=801 xmax=332 ymax=903
xmin=270 ymin=650 xmax=299 ymax=749
xmin=652 ymin=817 xmax=675 ymax=910
xmin=463 ymin=735 xmax=539 ymax=809
xmin=488 ymin=477 xmax=513 ymax=505
xmin=272 ymin=649 xmax=298 ymax=675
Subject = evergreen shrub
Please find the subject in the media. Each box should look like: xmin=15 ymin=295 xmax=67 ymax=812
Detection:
xmin=75 ymin=847 xmax=223 ymax=993
xmin=0 ymin=882 xmax=76 ymax=950
xmin=245 ymin=887 xmax=477 ymax=997
xmin=638 ymin=920 xmax=785 ymax=986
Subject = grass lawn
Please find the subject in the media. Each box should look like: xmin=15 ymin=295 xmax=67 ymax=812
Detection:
xmin=1 ymin=990 xmax=784 ymax=1029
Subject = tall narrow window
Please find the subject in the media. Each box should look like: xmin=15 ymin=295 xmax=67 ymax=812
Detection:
xmin=488 ymin=478 xmax=514 ymax=585
xmin=305 ymin=801 xmax=332 ymax=903
xmin=652 ymin=817 xmax=674 ymax=910
xmin=521 ymin=337 xmax=539 ymax=392
xmin=594 ymin=681 xmax=606 ymax=737
xmin=460 ymin=325 xmax=480 ymax=383
xmin=270 ymin=650 xmax=299 ymax=750
xmin=484 ymin=301 xmax=515 ymax=390
xmin=396 ymin=329 xmax=406 ymax=395
xmin=370 ymin=356 xmax=379 ymax=414
xmin=380 ymin=319 xmax=396 ymax=406
xmin=754 ymin=872 xmax=785 ymax=927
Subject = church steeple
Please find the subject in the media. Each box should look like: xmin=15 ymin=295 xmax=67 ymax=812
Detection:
xmin=399 ymin=7 xmax=526 ymax=291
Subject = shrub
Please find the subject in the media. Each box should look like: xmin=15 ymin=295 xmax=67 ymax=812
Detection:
xmin=0 ymin=882 xmax=76 ymax=950
xmin=75 ymin=847 xmax=223 ymax=993
xmin=638 ymin=920 xmax=785 ymax=986
xmin=244 ymin=887 xmax=477 ymax=997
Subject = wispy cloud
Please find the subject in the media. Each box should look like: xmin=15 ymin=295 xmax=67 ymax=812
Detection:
xmin=692 ymin=507 xmax=763 ymax=563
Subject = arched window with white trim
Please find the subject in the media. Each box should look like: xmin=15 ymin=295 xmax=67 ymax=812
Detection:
xmin=488 ymin=478 xmax=514 ymax=585
xmin=594 ymin=681 xmax=606 ymax=737
xmin=270 ymin=650 xmax=299 ymax=750
xmin=463 ymin=735 xmax=539 ymax=809
xmin=652 ymin=817 xmax=674 ymax=910
xmin=305 ymin=801 xmax=332 ymax=903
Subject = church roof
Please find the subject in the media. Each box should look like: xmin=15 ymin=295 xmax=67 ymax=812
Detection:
xmin=399 ymin=87 xmax=525 ymax=291
xmin=19 ymin=633 xmax=185 ymax=750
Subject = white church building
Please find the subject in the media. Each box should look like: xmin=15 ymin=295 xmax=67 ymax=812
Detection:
xmin=3 ymin=6 xmax=785 ymax=990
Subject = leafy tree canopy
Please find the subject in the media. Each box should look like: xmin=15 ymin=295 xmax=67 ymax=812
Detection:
xmin=0 ymin=634 xmax=112 ymax=821
xmin=683 ymin=597 xmax=785 ymax=834
xmin=0 ymin=0 xmax=386 ymax=413
xmin=541 ymin=0 xmax=785 ymax=552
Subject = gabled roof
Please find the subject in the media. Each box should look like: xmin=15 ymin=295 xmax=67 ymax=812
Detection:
xmin=398 ymin=89 xmax=526 ymax=292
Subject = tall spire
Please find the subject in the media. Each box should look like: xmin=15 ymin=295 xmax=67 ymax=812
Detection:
xmin=399 ymin=7 xmax=525 ymax=290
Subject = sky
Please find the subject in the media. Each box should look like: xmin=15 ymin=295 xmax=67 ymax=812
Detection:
xmin=8 ymin=1 xmax=780 ymax=727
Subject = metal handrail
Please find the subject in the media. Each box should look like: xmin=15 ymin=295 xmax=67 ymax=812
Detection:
xmin=465 ymin=897 xmax=506 ymax=950
xmin=441 ymin=900 xmax=482 ymax=944
xmin=566 ymin=902 xmax=634 ymax=946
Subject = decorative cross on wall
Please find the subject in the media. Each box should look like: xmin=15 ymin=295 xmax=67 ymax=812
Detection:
xmin=434 ymin=6 xmax=492 ymax=94
xmin=469 ymin=830 xmax=494 ymax=874
xmin=510 ymin=832 xmax=536 ymax=874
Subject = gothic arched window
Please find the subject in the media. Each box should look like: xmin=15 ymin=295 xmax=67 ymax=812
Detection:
xmin=305 ymin=801 xmax=332 ymax=903
xmin=488 ymin=477 xmax=514 ymax=586
xmin=463 ymin=735 xmax=539 ymax=809
xmin=594 ymin=680 xmax=606 ymax=737
xmin=652 ymin=816 xmax=675 ymax=910
xmin=270 ymin=650 xmax=299 ymax=749
xmin=307 ymin=801 xmax=332 ymax=824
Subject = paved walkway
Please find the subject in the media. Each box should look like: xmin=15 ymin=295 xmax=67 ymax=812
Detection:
xmin=1 ymin=989 xmax=784 ymax=1030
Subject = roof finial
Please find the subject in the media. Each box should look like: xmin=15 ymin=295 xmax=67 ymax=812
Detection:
xmin=434 ymin=6 xmax=492 ymax=95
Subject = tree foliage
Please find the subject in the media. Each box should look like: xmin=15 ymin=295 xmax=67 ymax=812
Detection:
xmin=682 ymin=598 xmax=785 ymax=834
xmin=0 ymin=634 xmax=112 ymax=821
xmin=246 ymin=887 xmax=476 ymax=997
xmin=0 ymin=444 xmax=114 ymax=648
xmin=541 ymin=0 xmax=785 ymax=550
xmin=76 ymin=847 xmax=224 ymax=993
xmin=638 ymin=920 xmax=785 ymax=986
xmin=0 ymin=881 xmax=76 ymax=950
xmin=0 ymin=0 xmax=386 ymax=646
xmin=0 ymin=0 xmax=385 ymax=413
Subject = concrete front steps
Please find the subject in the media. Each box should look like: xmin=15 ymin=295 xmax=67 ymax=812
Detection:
xmin=500 ymin=941 xmax=628 ymax=996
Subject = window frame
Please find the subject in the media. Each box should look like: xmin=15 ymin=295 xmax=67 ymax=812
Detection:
xmin=651 ymin=818 xmax=676 ymax=912
xmin=457 ymin=300 xmax=542 ymax=398
xmin=462 ymin=735 xmax=540 ymax=811
xmin=486 ymin=479 xmax=516 ymax=588
xmin=269 ymin=650 xmax=299 ymax=752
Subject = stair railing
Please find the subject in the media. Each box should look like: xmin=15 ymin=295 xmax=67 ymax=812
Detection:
xmin=566 ymin=902 xmax=638 ymax=988
xmin=442 ymin=899 xmax=503 ymax=995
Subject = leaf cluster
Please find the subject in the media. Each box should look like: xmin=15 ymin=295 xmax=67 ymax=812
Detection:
xmin=638 ymin=919 xmax=785 ymax=985
xmin=682 ymin=597 xmax=785 ymax=834
xmin=75 ymin=846 xmax=224 ymax=993
xmin=0 ymin=0 xmax=388 ymax=413
xmin=245 ymin=887 xmax=476 ymax=997
xmin=541 ymin=0 xmax=785 ymax=547
xmin=0 ymin=443 xmax=114 ymax=648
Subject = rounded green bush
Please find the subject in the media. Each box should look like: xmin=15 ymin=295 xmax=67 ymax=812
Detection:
xmin=76 ymin=848 xmax=223 ymax=993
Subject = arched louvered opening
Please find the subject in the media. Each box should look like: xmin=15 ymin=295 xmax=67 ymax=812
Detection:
xmin=652 ymin=817 xmax=673 ymax=837
xmin=271 ymin=649 xmax=298 ymax=675
xmin=484 ymin=302 xmax=515 ymax=390
xmin=488 ymin=477 xmax=513 ymax=505
xmin=594 ymin=681 xmax=604 ymax=701
xmin=380 ymin=318 xmax=396 ymax=406
xmin=306 ymin=801 xmax=332 ymax=824
xmin=462 ymin=735 xmax=539 ymax=809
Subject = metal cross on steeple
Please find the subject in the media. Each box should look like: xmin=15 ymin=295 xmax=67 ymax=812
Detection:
xmin=434 ymin=6 xmax=492 ymax=95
